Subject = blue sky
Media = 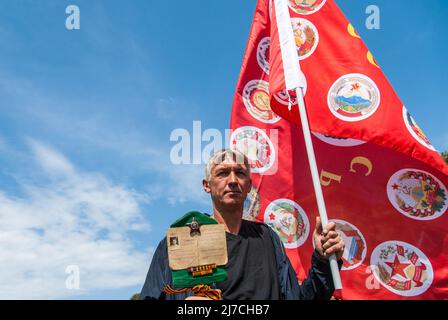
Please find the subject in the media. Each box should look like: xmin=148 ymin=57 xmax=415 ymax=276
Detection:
xmin=0 ymin=0 xmax=446 ymax=299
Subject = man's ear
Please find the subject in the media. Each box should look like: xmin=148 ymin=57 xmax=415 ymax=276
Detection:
xmin=202 ymin=179 xmax=211 ymax=194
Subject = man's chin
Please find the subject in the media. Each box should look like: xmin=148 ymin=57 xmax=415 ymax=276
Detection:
xmin=222 ymin=198 xmax=244 ymax=208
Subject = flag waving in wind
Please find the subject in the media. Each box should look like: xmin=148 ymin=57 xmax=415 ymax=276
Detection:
xmin=268 ymin=0 xmax=447 ymax=176
xmin=230 ymin=0 xmax=448 ymax=299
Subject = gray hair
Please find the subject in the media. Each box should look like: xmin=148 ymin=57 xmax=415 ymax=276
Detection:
xmin=204 ymin=149 xmax=251 ymax=181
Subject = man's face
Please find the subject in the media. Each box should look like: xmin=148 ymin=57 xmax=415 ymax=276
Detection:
xmin=203 ymin=160 xmax=252 ymax=211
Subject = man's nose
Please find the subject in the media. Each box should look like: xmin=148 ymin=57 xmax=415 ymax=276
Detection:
xmin=228 ymin=171 xmax=238 ymax=184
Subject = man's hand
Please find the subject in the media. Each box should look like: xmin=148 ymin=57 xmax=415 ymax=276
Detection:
xmin=313 ymin=217 xmax=345 ymax=261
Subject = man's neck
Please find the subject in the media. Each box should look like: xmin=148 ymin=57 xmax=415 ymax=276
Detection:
xmin=212 ymin=207 xmax=243 ymax=235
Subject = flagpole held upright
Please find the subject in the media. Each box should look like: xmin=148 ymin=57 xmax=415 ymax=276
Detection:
xmin=273 ymin=0 xmax=342 ymax=290
xmin=295 ymin=87 xmax=343 ymax=290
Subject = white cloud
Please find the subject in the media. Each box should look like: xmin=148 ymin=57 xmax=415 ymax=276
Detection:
xmin=0 ymin=141 xmax=152 ymax=299
xmin=0 ymin=72 xmax=211 ymax=208
xmin=28 ymin=139 xmax=75 ymax=176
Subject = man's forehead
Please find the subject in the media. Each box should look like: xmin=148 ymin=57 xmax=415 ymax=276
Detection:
xmin=212 ymin=160 xmax=248 ymax=171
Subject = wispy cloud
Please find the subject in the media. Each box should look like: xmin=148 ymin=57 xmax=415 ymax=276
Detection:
xmin=0 ymin=140 xmax=152 ymax=299
xmin=29 ymin=139 xmax=75 ymax=176
xmin=0 ymin=71 xmax=208 ymax=204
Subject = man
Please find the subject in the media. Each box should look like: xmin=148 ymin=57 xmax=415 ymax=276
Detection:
xmin=140 ymin=149 xmax=345 ymax=300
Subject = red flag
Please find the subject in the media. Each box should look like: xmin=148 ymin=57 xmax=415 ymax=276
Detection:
xmin=268 ymin=0 xmax=448 ymax=176
xmin=230 ymin=0 xmax=448 ymax=299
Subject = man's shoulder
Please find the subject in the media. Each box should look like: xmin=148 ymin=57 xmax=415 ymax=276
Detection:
xmin=154 ymin=237 xmax=168 ymax=258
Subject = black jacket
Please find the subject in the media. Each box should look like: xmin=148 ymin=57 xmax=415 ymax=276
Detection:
xmin=140 ymin=221 xmax=341 ymax=300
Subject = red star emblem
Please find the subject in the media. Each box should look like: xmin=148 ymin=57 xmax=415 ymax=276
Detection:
xmin=392 ymin=183 xmax=399 ymax=190
xmin=385 ymin=254 xmax=410 ymax=278
xmin=269 ymin=213 xmax=276 ymax=221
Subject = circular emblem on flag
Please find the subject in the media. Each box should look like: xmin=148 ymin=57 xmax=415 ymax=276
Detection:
xmin=291 ymin=18 xmax=319 ymax=60
xmin=264 ymin=199 xmax=310 ymax=249
xmin=312 ymin=132 xmax=366 ymax=147
xmin=257 ymin=37 xmax=270 ymax=75
xmin=230 ymin=126 xmax=276 ymax=174
xmin=329 ymin=219 xmax=367 ymax=270
xmin=402 ymin=106 xmax=436 ymax=151
xmin=243 ymin=80 xmax=281 ymax=124
xmin=327 ymin=73 xmax=381 ymax=122
xmin=370 ymin=241 xmax=433 ymax=297
xmin=243 ymin=187 xmax=260 ymax=222
xmin=288 ymin=0 xmax=327 ymax=15
xmin=273 ymin=90 xmax=297 ymax=108
xmin=273 ymin=80 xmax=308 ymax=109
xmin=387 ymin=169 xmax=447 ymax=221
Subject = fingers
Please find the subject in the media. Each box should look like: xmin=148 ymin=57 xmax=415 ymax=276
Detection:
xmin=326 ymin=221 xmax=336 ymax=231
xmin=321 ymin=222 xmax=336 ymax=236
xmin=324 ymin=241 xmax=345 ymax=257
xmin=322 ymin=230 xmax=339 ymax=243
xmin=313 ymin=218 xmax=345 ymax=259
xmin=321 ymin=236 xmax=341 ymax=251
xmin=321 ymin=235 xmax=345 ymax=258
xmin=315 ymin=216 xmax=322 ymax=234
xmin=315 ymin=219 xmax=336 ymax=237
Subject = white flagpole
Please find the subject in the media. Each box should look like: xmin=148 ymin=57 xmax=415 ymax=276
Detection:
xmin=274 ymin=0 xmax=342 ymax=290
xmin=295 ymin=87 xmax=343 ymax=290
